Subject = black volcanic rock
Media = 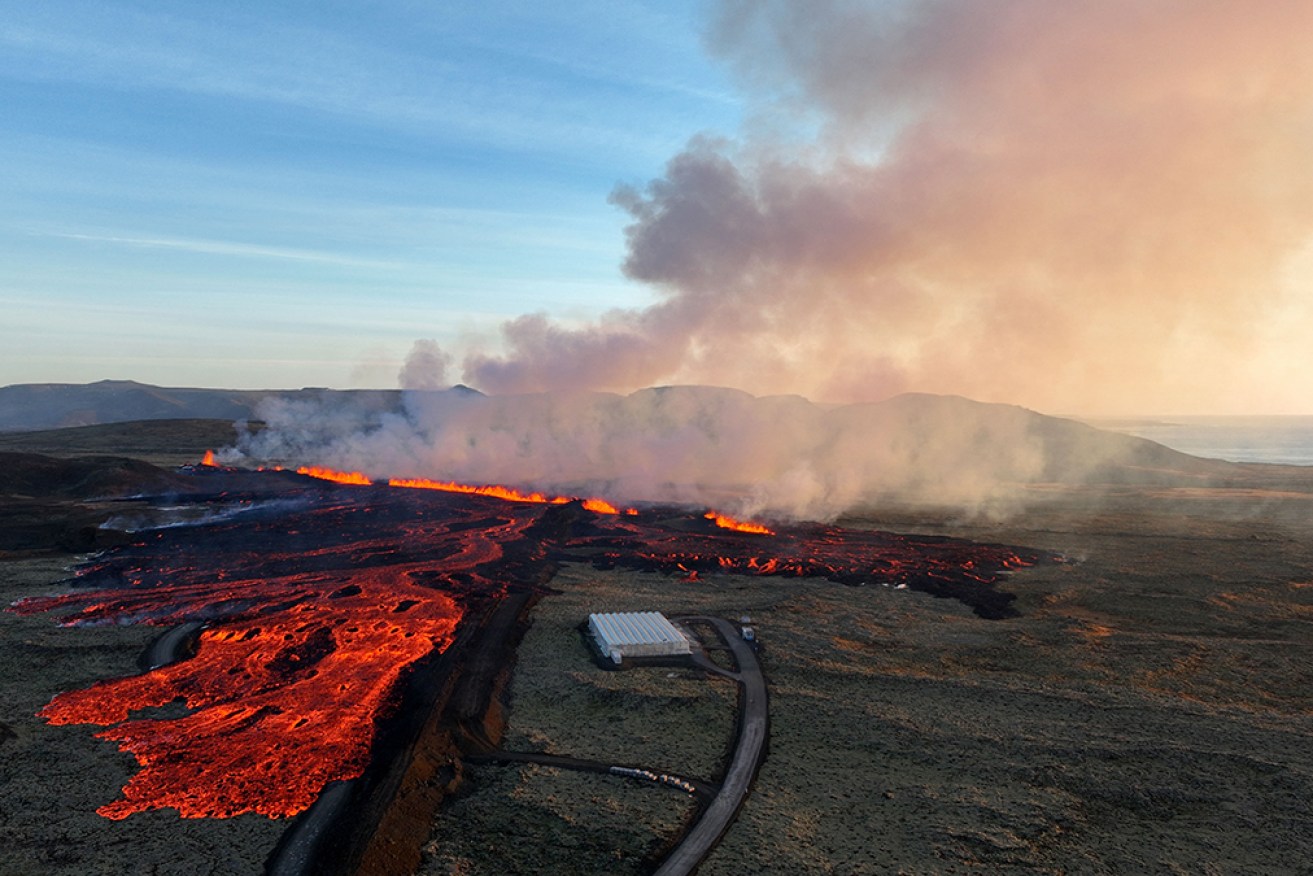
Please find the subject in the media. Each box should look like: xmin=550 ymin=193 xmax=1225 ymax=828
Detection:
xmin=0 ymin=451 xmax=191 ymax=500
xmin=0 ymin=452 xmax=191 ymax=554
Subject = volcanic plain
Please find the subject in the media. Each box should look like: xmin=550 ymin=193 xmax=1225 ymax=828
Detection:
xmin=2 ymin=418 xmax=1313 ymax=875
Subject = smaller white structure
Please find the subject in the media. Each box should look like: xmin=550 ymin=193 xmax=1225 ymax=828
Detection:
xmin=588 ymin=611 xmax=691 ymax=664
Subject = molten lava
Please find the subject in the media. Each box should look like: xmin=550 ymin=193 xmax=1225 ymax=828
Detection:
xmin=296 ymin=465 xmax=372 ymax=485
xmin=388 ymin=475 xmax=566 ymax=504
xmin=36 ymin=570 xmax=460 ymax=819
xmin=200 ymin=449 xmax=218 ymax=467
xmin=292 ymin=465 xmax=635 ymax=514
xmin=10 ymin=486 xmax=547 ymax=820
xmin=387 ymin=475 xmax=635 ymax=515
xmin=705 ymin=511 xmax=775 ymax=535
xmin=13 ymin=467 xmax=1052 ymax=823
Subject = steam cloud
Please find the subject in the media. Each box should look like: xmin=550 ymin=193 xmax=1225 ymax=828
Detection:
xmin=243 ymin=1 xmax=1311 ymax=519
xmin=237 ymin=387 xmax=1187 ymax=521
xmin=453 ymin=0 xmax=1313 ymax=415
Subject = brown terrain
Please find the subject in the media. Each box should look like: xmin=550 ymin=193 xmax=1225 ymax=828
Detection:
xmin=1 ymin=416 xmax=1312 ymax=875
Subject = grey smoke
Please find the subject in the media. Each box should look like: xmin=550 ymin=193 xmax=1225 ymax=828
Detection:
xmin=237 ymin=386 xmax=1203 ymax=520
xmin=240 ymin=1 xmax=1312 ymax=518
xmin=444 ymin=0 xmax=1313 ymax=416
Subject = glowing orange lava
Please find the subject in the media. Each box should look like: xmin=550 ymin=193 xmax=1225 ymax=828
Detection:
xmin=14 ymin=468 xmax=1049 ymax=824
xmin=388 ymin=476 xmax=563 ymax=503
xmin=284 ymin=465 xmax=640 ymax=515
xmin=296 ymin=465 xmax=372 ymax=485
xmin=582 ymin=498 xmax=621 ymax=514
xmin=37 ymin=569 xmax=461 ymax=819
xmin=10 ymin=487 xmax=544 ymax=821
xmin=705 ymin=511 xmax=775 ymax=535
xmin=388 ymin=476 xmax=633 ymax=515
xmin=200 ymin=449 xmax=218 ymax=467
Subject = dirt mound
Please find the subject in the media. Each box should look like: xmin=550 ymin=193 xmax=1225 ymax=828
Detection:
xmin=0 ymin=452 xmax=189 ymax=501
xmin=0 ymin=419 xmax=251 ymax=466
xmin=0 ymin=452 xmax=193 ymax=554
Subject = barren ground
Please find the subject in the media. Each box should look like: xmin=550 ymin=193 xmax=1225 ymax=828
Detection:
xmin=0 ymin=556 xmax=285 ymax=875
xmin=2 ymin=424 xmax=1312 ymax=874
xmin=420 ymin=486 xmax=1313 ymax=875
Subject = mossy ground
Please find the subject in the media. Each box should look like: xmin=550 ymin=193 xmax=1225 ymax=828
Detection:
xmin=423 ymin=490 xmax=1313 ymax=875
xmin=4 ymin=422 xmax=1313 ymax=875
xmin=0 ymin=557 xmax=284 ymax=876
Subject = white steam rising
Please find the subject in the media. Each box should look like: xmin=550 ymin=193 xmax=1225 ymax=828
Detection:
xmin=236 ymin=387 xmax=1193 ymax=520
xmin=437 ymin=0 xmax=1313 ymax=416
xmin=240 ymin=1 xmax=1307 ymax=515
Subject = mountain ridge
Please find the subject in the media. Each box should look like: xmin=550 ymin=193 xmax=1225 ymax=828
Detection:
xmin=0 ymin=380 xmax=403 ymax=431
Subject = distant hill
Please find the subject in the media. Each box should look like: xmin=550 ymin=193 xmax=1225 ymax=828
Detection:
xmin=820 ymin=391 xmax=1225 ymax=485
xmin=0 ymin=419 xmax=253 ymax=468
xmin=236 ymin=383 xmax=1313 ymax=519
xmin=0 ymin=380 xmax=404 ymax=432
xmin=4 ymin=382 xmax=1310 ymax=518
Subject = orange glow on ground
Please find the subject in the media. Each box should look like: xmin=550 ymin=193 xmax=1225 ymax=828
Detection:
xmin=292 ymin=466 xmax=635 ymax=513
xmin=705 ymin=511 xmax=775 ymax=535
xmin=388 ymin=476 xmax=632 ymax=515
xmin=10 ymin=487 xmax=548 ymax=821
xmin=13 ymin=469 xmax=1048 ymax=823
xmin=388 ymin=476 xmax=565 ymax=504
xmin=581 ymin=497 xmax=621 ymax=514
xmin=296 ymin=465 xmax=372 ymax=485
xmin=200 ymin=449 xmax=218 ymax=467
xmin=37 ymin=570 xmax=461 ymax=819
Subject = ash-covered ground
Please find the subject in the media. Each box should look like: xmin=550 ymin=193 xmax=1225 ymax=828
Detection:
xmin=422 ymin=487 xmax=1313 ymax=874
xmin=2 ymin=423 xmax=1313 ymax=875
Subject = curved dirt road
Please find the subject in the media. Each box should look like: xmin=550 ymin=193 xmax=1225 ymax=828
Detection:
xmin=655 ymin=616 xmax=768 ymax=876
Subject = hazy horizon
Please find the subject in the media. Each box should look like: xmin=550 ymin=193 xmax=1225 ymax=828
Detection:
xmin=4 ymin=1 xmax=1312 ymax=416
xmin=7 ymin=376 xmax=1313 ymax=422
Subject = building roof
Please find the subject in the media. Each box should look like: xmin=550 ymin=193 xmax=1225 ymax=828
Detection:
xmin=589 ymin=611 xmax=688 ymax=649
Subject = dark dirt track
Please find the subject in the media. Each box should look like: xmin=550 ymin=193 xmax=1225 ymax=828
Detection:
xmin=654 ymin=615 xmax=769 ymax=876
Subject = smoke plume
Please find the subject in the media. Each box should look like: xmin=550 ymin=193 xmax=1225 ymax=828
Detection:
xmin=399 ymin=340 xmax=451 ymax=391
xmin=450 ymin=0 xmax=1313 ymax=415
xmin=237 ymin=386 xmax=1207 ymax=521
xmin=242 ymin=1 xmax=1312 ymax=519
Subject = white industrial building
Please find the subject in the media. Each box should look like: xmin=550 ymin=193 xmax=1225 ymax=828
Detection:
xmin=588 ymin=611 xmax=691 ymax=665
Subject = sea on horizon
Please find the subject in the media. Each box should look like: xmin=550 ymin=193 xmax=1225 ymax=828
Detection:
xmin=1089 ymin=416 xmax=1313 ymax=467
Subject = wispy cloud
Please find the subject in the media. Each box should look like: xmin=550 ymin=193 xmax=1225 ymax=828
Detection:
xmin=45 ymin=231 xmax=404 ymax=270
xmin=0 ymin=3 xmax=724 ymax=390
xmin=0 ymin=4 xmax=726 ymax=163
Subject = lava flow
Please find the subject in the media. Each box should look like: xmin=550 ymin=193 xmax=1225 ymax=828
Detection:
xmin=387 ymin=475 xmax=627 ymax=515
xmin=36 ymin=569 xmax=461 ymax=819
xmin=705 ymin=511 xmax=775 ymax=535
xmin=10 ymin=483 xmax=545 ymax=820
xmin=296 ymin=465 xmax=634 ymax=515
xmin=12 ymin=466 xmax=1053 ymax=823
xmin=296 ymin=464 xmax=371 ymax=485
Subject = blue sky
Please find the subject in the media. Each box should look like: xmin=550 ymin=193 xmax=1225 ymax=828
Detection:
xmin=0 ymin=0 xmax=738 ymax=388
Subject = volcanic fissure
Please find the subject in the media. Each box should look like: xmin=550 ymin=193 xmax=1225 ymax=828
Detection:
xmin=10 ymin=463 xmax=1053 ymax=871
